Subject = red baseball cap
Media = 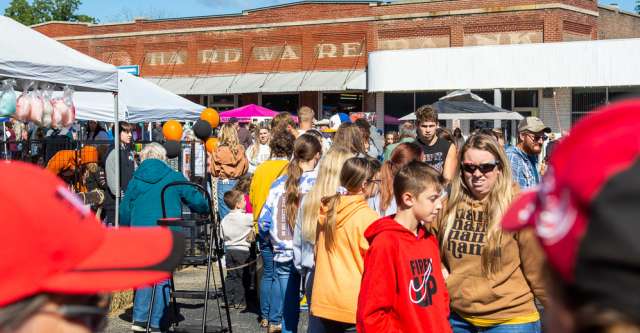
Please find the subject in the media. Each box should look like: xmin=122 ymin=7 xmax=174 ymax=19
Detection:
xmin=0 ymin=161 xmax=185 ymax=307
xmin=501 ymin=98 xmax=640 ymax=321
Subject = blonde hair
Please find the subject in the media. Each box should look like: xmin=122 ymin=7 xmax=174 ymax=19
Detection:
xmin=320 ymin=157 xmax=379 ymax=252
xmin=250 ymin=122 xmax=270 ymax=161
xmin=301 ymin=148 xmax=354 ymax=244
xmin=298 ymin=106 xmax=315 ymax=124
xmin=440 ymin=134 xmax=516 ymax=275
xmin=139 ymin=142 xmax=167 ymax=162
xmin=219 ymin=123 xmax=241 ymax=155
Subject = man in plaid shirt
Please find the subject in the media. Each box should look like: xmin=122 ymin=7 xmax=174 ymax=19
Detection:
xmin=506 ymin=117 xmax=551 ymax=189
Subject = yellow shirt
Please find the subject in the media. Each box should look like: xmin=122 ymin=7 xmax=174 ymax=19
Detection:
xmin=249 ymin=159 xmax=289 ymax=222
xmin=461 ymin=312 xmax=540 ymax=327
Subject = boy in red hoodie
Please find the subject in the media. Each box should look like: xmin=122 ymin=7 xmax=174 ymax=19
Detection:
xmin=357 ymin=161 xmax=452 ymax=333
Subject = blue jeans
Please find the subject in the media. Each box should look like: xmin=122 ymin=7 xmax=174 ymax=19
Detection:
xmin=132 ymin=279 xmax=170 ymax=328
xmin=217 ymin=179 xmax=237 ymax=220
xmin=259 ymin=236 xmax=281 ymax=324
xmin=450 ymin=312 xmax=541 ymax=333
xmin=275 ymin=260 xmax=301 ymax=333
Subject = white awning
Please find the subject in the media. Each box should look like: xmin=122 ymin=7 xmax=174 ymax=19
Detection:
xmin=147 ymin=70 xmax=366 ymax=95
xmin=368 ymin=38 xmax=640 ymax=92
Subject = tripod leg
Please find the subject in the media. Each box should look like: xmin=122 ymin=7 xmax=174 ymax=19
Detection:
xmin=146 ymin=284 xmax=156 ymax=333
xmin=170 ymin=276 xmax=179 ymax=328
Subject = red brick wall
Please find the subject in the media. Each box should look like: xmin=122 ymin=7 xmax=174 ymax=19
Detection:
xmin=598 ymin=7 xmax=640 ymax=39
xmin=34 ymin=0 xmax=599 ymax=77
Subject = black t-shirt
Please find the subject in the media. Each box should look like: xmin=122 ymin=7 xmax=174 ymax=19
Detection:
xmin=417 ymin=136 xmax=451 ymax=174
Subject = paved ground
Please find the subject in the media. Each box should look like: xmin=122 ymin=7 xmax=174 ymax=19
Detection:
xmin=105 ymin=266 xmax=309 ymax=333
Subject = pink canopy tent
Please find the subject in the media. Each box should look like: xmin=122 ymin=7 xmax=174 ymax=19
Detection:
xmin=219 ymin=104 xmax=279 ymax=123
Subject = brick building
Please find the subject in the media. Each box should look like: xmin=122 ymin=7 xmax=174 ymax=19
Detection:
xmin=33 ymin=0 xmax=640 ymax=133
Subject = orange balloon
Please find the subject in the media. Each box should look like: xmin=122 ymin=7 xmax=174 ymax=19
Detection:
xmin=163 ymin=120 xmax=183 ymax=141
xmin=200 ymin=108 xmax=220 ymax=129
xmin=205 ymin=137 xmax=219 ymax=153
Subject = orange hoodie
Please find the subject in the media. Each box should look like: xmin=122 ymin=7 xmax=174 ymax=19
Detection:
xmin=311 ymin=194 xmax=380 ymax=324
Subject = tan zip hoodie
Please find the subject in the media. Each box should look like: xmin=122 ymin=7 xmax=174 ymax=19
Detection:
xmin=439 ymin=196 xmax=547 ymax=320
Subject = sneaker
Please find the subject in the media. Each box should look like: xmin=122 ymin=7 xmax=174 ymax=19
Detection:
xmin=131 ymin=322 xmax=162 ymax=332
xmin=131 ymin=322 xmax=147 ymax=332
xmin=259 ymin=319 xmax=269 ymax=328
xmin=268 ymin=323 xmax=282 ymax=333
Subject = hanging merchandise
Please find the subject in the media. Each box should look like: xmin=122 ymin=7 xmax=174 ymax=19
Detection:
xmin=41 ymin=84 xmax=54 ymax=128
xmin=14 ymin=81 xmax=34 ymax=121
xmin=0 ymin=79 xmax=16 ymax=117
xmin=60 ymin=86 xmax=76 ymax=126
xmin=28 ymin=88 xmax=44 ymax=126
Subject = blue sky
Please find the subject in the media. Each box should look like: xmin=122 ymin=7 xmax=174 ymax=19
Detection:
xmin=0 ymin=0 xmax=637 ymax=22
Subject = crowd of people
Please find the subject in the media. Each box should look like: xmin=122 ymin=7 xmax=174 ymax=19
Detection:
xmin=2 ymin=99 xmax=639 ymax=333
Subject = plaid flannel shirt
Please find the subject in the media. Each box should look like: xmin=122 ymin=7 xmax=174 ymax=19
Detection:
xmin=506 ymin=145 xmax=540 ymax=189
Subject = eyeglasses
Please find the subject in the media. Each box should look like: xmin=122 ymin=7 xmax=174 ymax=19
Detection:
xmin=526 ymin=132 xmax=548 ymax=142
xmin=461 ymin=162 xmax=499 ymax=174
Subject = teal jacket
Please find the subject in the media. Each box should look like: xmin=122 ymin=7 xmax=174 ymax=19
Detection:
xmin=119 ymin=159 xmax=209 ymax=228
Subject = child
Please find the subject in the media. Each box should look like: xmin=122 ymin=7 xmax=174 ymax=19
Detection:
xmin=356 ymin=161 xmax=452 ymax=333
xmin=221 ymin=189 xmax=254 ymax=310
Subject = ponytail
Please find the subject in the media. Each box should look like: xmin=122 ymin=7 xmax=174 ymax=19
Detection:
xmin=285 ymin=134 xmax=322 ymax=230
xmin=320 ymin=157 xmax=379 ymax=252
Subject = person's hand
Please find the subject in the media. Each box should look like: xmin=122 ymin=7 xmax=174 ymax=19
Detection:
xmin=258 ymin=219 xmax=271 ymax=233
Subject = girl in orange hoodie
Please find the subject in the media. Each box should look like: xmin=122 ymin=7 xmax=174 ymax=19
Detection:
xmin=310 ymin=157 xmax=381 ymax=332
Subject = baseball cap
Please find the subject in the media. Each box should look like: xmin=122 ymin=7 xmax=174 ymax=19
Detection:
xmin=517 ymin=116 xmax=551 ymax=133
xmin=0 ymin=161 xmax=185 ymax=307
xmin=323 ymin=113 xmax=351 ymax=133
xmin=501 ymin=99 xmax=640 ymax=321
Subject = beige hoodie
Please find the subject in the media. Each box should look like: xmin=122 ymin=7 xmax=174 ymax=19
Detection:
xmin=439 ymin=196 xmax=547 ymax=320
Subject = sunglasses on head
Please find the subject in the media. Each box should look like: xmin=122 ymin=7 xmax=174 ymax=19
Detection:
xmin=461 ymin=162 xmax=499 ymax=174
xmin=39 ymin=294 xmax=110 ymax=331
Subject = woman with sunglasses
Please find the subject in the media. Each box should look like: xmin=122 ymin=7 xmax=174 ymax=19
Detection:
xmin=437 ymin=134 xmax=547 ymax=333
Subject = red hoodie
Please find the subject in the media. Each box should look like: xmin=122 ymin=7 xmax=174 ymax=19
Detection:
xmin=357 ymin=216 xmax=452 ymax=333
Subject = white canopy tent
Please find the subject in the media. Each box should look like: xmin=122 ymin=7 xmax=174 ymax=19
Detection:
xmin=0 ymin=16 xmax=118 ymax=92
xmin=72 ymin=71 xmax=203 ymax=122
xmin=0 ymin=15 xmax=125 ymax=226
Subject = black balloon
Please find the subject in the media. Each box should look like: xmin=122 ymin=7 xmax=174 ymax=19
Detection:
xmin=164 ymin=140 xmax=181 ymax=159
xmin=193 ymin=119 xmax=212 ymax=141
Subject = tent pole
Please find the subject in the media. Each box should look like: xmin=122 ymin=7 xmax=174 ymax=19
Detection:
xmin=2 ymin=122 xmax=7 ymax=160
xmin=114 ymin=92 xmax=120 ymax=228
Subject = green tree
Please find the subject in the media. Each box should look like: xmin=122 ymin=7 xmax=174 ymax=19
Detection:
xmin=636 ymin=0 xmax=640 ymax=14
xmin=4 ymin=0 xmax=97 ymax=25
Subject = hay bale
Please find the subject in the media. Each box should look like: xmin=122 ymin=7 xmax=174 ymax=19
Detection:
xmin=109 ymin=290 xmax=133 ymax=315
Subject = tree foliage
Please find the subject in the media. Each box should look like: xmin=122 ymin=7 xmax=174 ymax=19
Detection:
xmin=4 ymin=0 xmax=97 ymax=25
xmin=636 ymin=0 xmax=640 ymax=14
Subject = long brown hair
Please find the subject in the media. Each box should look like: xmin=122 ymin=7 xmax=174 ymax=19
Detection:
xmin=379 ymin=142 xmax=422 ymax=211
xmin=285 ymin=134 xmax=322 ymax=230
xmin=332 ymin=123 xmax=366 ymax=156
xmin=440 ymin=134 xmax=516 ymax=275
xmin=320 ymin=157 xmax=379 ymax=252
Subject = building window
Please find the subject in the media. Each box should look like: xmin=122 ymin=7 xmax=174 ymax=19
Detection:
xmin=262 ymin=94 xmax=299 ymax=113
xmin=571 ymin=88 xmax=606 ymax=124
xmin=471 ymin=90 xmax=495 ymax=105
xmin=322 ymin=93 xmax=363 ymax=115
xmin=384 ymin=93 xmax=414 ymax=119
xmin=207 ymin=95 xmax=236 ymax=111
xmin=514 ymin=90 xmax=538 ymax=108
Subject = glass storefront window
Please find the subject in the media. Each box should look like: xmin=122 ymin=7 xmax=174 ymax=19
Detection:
xmin=384 ymin=93 xmax=414 ymax=119
xmin=322 ymin=93 xmax=363 ymax=115
xmin=514 ymin=90 xmax=538 ymax=108
xmin=207 ymin=95 xmax=236 ymax=111
xmin=262 ymin=94 xmax=299 ymax=113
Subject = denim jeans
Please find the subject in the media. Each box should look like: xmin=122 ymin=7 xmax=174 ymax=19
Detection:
xmin=275 ymin=260 xmax=301 ymax=333
xmin=450 ymin=312 xmax=541 ymax=333
xmin=259 ymin=235 xmax=281 ymax=324
xmin=132 ymin=279 xmax=170 ymax=328
xmin=217 ymin=179 xmax=238 ymax=220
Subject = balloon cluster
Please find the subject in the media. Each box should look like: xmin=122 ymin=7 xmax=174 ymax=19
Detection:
xmin=162 ymin=108 xmax=220 ymax=159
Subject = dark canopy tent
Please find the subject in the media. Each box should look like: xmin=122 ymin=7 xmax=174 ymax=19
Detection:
xmin=400 ymin=90 xmax=524 ymax=120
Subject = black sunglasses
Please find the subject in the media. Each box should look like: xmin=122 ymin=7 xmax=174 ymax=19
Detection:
xmin=526 ymin=132 xmax=548 ymax=142
xmin=39 ymin=295 xmax=110 ymax=331
xmin=461 ymin=162 xmax=499 ymax=174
